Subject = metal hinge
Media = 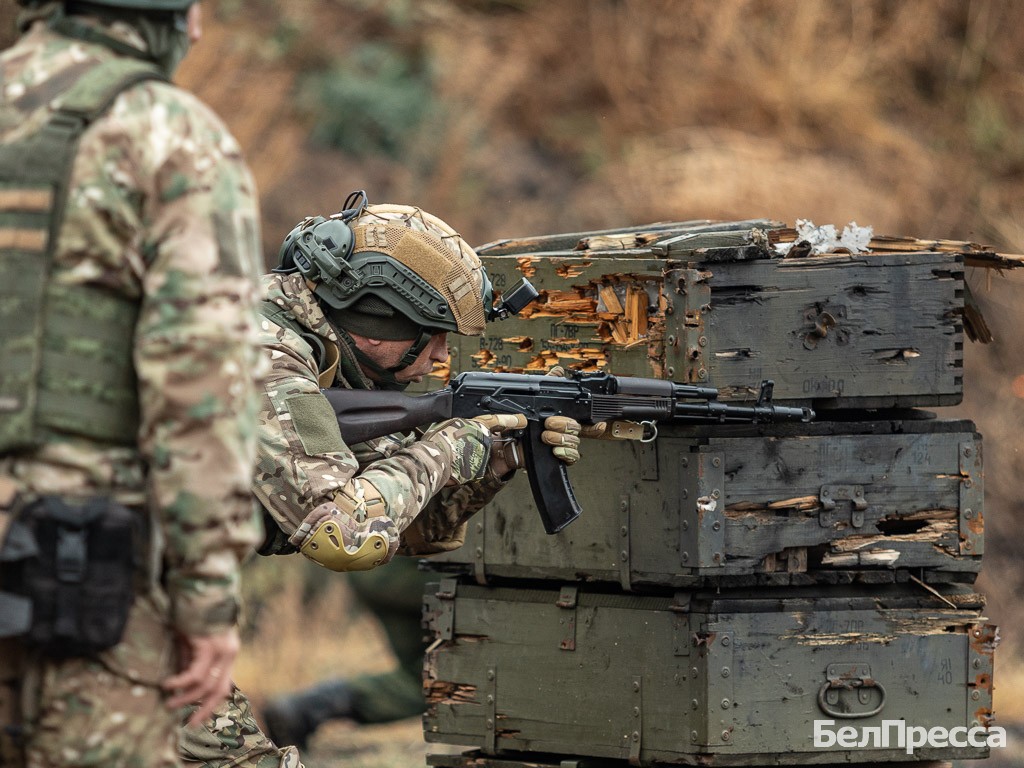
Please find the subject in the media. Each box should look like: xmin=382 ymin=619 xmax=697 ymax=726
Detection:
xmin=425 ymin=578 xmax=458 ymax=641
xmin=619 ymin=496 xmax=632 ymax=590
xmin=819 ymin=484 xmax=867 ymax=528
xmin=671 ymin=592 xmax=692 ymax=657
xmin=680 ymin=451 xmax=726 ymax=569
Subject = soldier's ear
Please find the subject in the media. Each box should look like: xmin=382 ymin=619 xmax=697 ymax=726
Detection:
xmin=187 ymin=4 xmax=202 ymax=44
xmin=346 ymin=331 xmax=384 ymax=348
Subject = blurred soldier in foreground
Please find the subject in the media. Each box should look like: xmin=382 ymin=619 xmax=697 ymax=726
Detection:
xmin=262 ymin=557 xmax=432 ymax=751
xmin=179 ymin=199 xmax=587 ymax=767
xmin=0 ymin=1 xmax=263 ymax=766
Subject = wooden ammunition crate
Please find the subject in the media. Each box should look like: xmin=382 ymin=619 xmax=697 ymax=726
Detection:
xmin=426 ymin=419 xmax=983 ymax=588
xmin=447 ymin=221 xmax=970 ymax=409
xmin=423 ymin=582 xmax=996 ymax=765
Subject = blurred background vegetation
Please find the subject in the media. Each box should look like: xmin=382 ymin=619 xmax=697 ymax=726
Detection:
xmin=4 ymin=0 xmax=1024 ymax=764
xmin=176 ymin=0 xmax=1024 ymax=251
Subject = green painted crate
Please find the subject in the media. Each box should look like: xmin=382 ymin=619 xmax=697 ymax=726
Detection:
xmin=427 ymin=418 xmax=984 ymax=588
xmin=445 ymin=221 xmax=967 ymax=409
xmin=423 ymin=582 xmax=996 ymax=766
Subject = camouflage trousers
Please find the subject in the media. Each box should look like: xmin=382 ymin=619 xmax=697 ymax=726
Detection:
xmin=180 ymin=688 xmax=301 ymax=768
xmin=0 ymin=593 xmax=180 ymax=768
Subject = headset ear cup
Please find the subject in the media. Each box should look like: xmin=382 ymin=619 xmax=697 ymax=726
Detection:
xmin=311 ymin=219 xmax=356 ymax=265
xmin=272 ymin=223 xmax=304 ymax=274
xmin=273 ymin=216 xmax=329 ymax=275
xmin=290 ymin=219 xmax=357 ymax=293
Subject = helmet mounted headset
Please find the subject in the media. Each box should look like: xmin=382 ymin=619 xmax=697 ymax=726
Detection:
xmin=275 ymin=191 xmax=538 ymax=388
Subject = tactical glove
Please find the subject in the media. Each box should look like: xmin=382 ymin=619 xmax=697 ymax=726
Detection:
xmin=479 ymin=413 xmax=584 ymax=481
xmin=420 ymin=417 xmax=494 ymax=485
xmin=536 ymin=415 xmax=583 ymax=465
xmin=545 ymin=365 xmax=606 ymax=445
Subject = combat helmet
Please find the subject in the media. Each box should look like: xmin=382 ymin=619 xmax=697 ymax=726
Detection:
xmin=277 ymin=192 xmax=499 ymax=385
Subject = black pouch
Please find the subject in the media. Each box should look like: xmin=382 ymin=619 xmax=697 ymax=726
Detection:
xmin=0 ymin=496 xmax=139 ymax=656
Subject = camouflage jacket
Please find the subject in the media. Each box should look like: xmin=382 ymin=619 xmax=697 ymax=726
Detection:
xmin=0 ymin=21 xmax=263 ymax=636
xmin=256 ymin=272 xmax=506 ymax=560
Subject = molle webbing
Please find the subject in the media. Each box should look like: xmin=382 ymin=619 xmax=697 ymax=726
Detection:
xmin=0 ymin=57 xmax=165 ymax=451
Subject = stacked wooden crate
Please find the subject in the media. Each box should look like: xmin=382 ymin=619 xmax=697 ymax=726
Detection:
xmin=419 ymin=220 xmax=1008 ymax=767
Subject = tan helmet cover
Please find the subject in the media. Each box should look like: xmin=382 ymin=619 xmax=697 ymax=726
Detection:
xmin=348 ymin=204 xmax=487 ymax=336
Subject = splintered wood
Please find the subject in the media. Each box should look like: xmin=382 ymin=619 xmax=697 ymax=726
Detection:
xmin=555 ymin=261 xmax=592 ymax=278
xmin=596 ymin=283 xmax=650 ymax=348
xmin=425 ymin=680 xmax=478 ymax=705
xmin=494 ymin=253 xmax=665 ymax=373
xmin=520 ymin=290 xmax=594 ymax=317
xmin=575 ymin=232 xmax=662 ymax=251
xmin=771 ymin=227 xmax=1024 ymax=269
xmin=516 ymin=256 xmax=536 ymax=277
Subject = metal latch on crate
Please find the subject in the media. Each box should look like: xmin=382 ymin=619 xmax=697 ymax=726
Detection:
xmin=817 ymin=663 xmax=886 ymax=719
xmin=803 ymin=304 xmax=849 ymax=350
xmin=819 ymin=485 xmax=867 ymax=528
xmin=556 ymin=585 xmax=578 ymax=651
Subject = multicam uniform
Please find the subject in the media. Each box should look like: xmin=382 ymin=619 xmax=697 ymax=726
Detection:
xmin=0 ymin=16 xmax=262 ymax=768
xmin=179 ymin=272 xmax=507 ymax=768
xmin=255 ymin=272 xmax=506 ymax=560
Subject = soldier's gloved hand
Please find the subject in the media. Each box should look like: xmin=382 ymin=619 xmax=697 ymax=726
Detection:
xmin=480 ymin=413 xmax=584 ymax=481
xmin=546 ymin=365 xmax=607 ymax=442
xmin=538 ymin=415 xmax=583 ymax=465
xmin=421 ymin=417 xmax=494 ymax=485
xmin=473 ymin=413 xmax=528 ymax=480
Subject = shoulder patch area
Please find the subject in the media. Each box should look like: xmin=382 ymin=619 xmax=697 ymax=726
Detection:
xmin=285 ymin=393 xmax=346 ymax=456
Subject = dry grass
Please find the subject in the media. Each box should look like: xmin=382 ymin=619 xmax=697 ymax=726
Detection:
xmin=232 ymin=555 xmax=447 ymax=767
xmin=234 ymin=557 xmax=388 ymax=700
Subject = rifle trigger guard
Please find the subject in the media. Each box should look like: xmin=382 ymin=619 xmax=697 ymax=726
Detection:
xmin=640 ymin=421 xmax=658 ymax=443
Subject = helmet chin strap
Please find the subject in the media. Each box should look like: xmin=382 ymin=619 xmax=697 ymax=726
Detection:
xmin=335 ymin=327 xmax=435 ymax=391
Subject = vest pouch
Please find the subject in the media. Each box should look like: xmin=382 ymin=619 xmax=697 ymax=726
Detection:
xmin=0 ymin=504 xmax=36 ymax=639
xmin=0 ymin=496 xmax=139 ymax=656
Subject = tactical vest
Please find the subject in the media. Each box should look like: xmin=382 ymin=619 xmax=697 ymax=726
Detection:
xmin=0 ymin=56 xmax=165 ymax=452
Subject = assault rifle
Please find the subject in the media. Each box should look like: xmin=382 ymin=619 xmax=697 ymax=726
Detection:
xmin=324 ymin=371 xmax=813 ymax=534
